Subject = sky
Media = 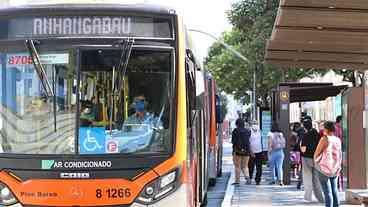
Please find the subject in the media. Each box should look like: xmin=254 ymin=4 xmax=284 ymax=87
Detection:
xmin=145 ymin=0 xmax=233 ymax=60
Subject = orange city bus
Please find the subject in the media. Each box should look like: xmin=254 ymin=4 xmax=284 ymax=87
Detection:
xmin=204 ymin=74 xmax=223 ymax=186
xmin=0 ymin=3 xmax=216 ymax=207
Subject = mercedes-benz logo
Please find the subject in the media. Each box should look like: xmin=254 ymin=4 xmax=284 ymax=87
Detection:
xmin=70 ymin=187 xmax=83 ymax=199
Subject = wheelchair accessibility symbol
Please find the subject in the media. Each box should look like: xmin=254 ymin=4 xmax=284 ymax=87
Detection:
xmin=84 ymin=130 xmax=103 ymax=151
xmin=79 ymin=127 xmax=106 ymax=154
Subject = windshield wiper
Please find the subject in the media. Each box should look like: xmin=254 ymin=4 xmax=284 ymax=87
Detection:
xmin=25 ymin=40 xmax=57 ymax=132
xmin=109 ymin=39 xmax=134 ymax=133
xmin=25 ymin=40 xmax=54 ymax=97
xmin=114 ymin=38 xmax=134 ymax=93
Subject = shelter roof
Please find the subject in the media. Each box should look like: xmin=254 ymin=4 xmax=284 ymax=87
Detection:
xmin=279 ymin=82 xmax=332 ymax=88
xmin=265 ymin=0 xmax=368 ymax=70
xmin=274 ymin=82 xmax=347 ymax=102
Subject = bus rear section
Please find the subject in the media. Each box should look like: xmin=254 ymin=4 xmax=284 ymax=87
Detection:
xmin=0 ymin=4 xmax=207 ymax=207
xmin=206 ymin=75 xmax=223 ymax=186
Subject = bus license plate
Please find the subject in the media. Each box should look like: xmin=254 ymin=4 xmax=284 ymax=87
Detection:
xmin=95 ymin=188 xmax=131 ymax=199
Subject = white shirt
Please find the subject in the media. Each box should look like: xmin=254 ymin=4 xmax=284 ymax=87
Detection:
xmin=250 ymin=127 xmax=262 ymax=153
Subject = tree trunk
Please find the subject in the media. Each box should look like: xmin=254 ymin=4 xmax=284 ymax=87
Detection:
xmin=265 ymin=0 xmax=272 ymax=13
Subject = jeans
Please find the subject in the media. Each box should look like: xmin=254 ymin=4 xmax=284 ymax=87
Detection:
xmin=233 ymin=154 xmax=250 ymax=183
xmin=248 ymin=152 xmax=263 ymax=183
xmin=302 ymin=157 xmax=324 ymax=202
xmin=269 ymin=149 xmax=284 ymax=182
xmin=318 ymin=171 xmax=339 ymax=207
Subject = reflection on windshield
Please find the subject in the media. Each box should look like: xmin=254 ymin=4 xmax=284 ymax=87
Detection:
xmin=79 ymin=49 xmax=171 ymax=154
xmin=0 ymin=52 xmax=77 ymax=154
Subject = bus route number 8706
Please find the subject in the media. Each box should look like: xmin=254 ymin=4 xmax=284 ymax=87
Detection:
xmin=96 ymin=188 xmax=131 ymax=199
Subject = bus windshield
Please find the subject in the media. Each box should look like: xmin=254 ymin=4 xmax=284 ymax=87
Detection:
xmin=0 ymin=46 xmax=173 ymax=155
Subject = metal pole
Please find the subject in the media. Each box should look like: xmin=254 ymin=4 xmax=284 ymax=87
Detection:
xmin=188 ymin=29 xmax=250 ymax=64
xmin=188 ymin=29 xmax=254 ymax=119
xmin=364 ymin=71 xmax=368 ymax=188
xmin=253 ymin=64 xmax=257 ymax=121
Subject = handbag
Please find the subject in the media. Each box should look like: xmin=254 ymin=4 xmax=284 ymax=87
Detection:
xmin=290 ymin=151 xmax=301 ymax=165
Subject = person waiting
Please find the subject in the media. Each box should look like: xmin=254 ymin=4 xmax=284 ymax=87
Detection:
xmin=231 ymin=118 xmax=251 ymax=185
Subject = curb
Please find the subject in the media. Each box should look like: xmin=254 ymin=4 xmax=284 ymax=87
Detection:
xmin=221 ymin=168 xmax=234 ymax=207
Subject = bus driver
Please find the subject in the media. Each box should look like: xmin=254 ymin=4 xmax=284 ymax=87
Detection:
xmin=124 ymin=94 xmax=159 ymax=127
xmin=118 ymin=94 xmax=164 ymax=153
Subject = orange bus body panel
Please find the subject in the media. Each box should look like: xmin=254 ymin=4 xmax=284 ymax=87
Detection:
xmin=153 ymin=16 xmax=187 ymax=177
xmin=0 ymin=170 xmax=158 ymax=206
xmin=209 ymin=79 xmax=217 ymax=148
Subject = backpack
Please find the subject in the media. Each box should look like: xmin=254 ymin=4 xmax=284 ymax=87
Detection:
xmin=315 ymin=136 xmax=342 ymax=177
xmin=233 ymin=128 xmax=251 ymax=156
xmin=271 ymin=132 xmax=286 ymax=150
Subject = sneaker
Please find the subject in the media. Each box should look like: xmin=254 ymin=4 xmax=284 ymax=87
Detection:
xmin=232 ymin=182 xmax=240 ymax=185
xmin=277 ymin=181 xmax=284 ymax=186
xmin=246 ymin=179 xmax=251 ymax=185
xmin=268 ymin=181 xmax=276 ymax=185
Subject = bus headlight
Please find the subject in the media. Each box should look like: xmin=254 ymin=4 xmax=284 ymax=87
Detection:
xmin=160 ymin=171 xmax=176 ymax=189
xmin=0 ymin=183 xmax=17 ymax=206
xmin=136 ymin=169 xmax=180 ymax=204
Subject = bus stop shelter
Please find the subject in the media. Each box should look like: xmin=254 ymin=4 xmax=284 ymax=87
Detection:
xmin=272 ymin=82 xmax=347 ymax=185
xmin=265 ymin=0 xmax=368 ymax=201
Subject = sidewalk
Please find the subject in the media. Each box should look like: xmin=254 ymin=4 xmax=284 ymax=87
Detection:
xmin=220 ymin=140 xmax=359 ymax=207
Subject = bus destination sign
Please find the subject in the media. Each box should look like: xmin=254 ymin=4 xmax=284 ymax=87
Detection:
xmin=0 ymin=15 xmax=172 ymax=39
xmin=33 ymin=17 xmax=132 ymax=36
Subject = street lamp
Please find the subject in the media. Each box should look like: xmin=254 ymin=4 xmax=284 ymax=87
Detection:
xmin=188 ymin=29 xmax=257 ymax=121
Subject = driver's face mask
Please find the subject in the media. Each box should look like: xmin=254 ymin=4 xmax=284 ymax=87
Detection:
xmin=134 ymin=100 xmax=145 ymax=112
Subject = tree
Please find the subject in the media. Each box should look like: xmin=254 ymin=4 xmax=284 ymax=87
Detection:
xmin=205 ymin=0 xmax=325 ymax=107
xmin=333 ymin=70 xmax=363 ymax=87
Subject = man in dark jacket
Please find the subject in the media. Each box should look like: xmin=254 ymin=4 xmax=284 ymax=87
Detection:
xmin=232 ymin=118 xmax=251 ymax=185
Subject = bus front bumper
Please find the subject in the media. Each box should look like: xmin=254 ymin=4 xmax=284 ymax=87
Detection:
xmin=7 ymin=184 xmax=188 ymax=207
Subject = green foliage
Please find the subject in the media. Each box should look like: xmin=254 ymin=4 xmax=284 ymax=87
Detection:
xmin=333 ymin=70 xmax=363 ymax=87
xmin=205 ymin=0 xmax=325 ymax=107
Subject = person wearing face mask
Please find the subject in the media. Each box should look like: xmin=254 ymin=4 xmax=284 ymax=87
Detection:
xmin=248 ymin=121 xmax=263 ymax=185
xmin=124 ymin=94 xmax=156 ymax=126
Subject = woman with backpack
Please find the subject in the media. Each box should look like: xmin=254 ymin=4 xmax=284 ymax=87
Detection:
xmin=231 ymin=118 xmax=251 ymax=185
xmin=268 ymin=122 xmax=286 ymax=186
xmin=314 ymin=121 xmax=342 ymax=207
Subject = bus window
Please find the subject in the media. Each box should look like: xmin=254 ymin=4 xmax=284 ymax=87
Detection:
xmin=0 ymin=51 xmax=77 ymax=154
xmin=79 ymin=49 xmax=172 ymax=155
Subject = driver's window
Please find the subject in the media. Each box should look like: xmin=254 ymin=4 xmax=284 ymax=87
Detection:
xmin=78 ymin=49 xmax=172 ymax=155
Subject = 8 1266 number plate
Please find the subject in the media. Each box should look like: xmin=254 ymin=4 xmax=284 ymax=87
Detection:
xmin=96 ymin=188 xmax=131 ymax=199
